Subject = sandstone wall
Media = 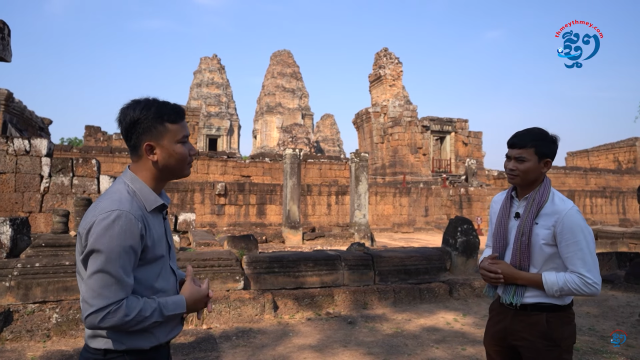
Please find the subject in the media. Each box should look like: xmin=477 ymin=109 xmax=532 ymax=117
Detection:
xmin=52 ymin=146 xmax=640 ymax=232
xmin=83 ymin=125 xmax=126 ymax=147
xmin=565 ymin=137 xmax=639 ymax=171
xmin=369 ymin=185 xmax=494 ymax=232
xmin=452 ymin=120 xmax=484 ymax=173
xmin=0 ymin=136 xmax=102 ymax=233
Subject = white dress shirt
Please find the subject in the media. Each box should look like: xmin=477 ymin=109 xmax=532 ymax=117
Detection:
xmin=479 ymin=187 xmax=602 ymax=305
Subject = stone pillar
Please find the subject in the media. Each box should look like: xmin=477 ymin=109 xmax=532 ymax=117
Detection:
xmin=349 ymin=151 xmax=373 ymax=246
xmin=51 ymin=209 xmax=70 ymax=234
xmin=282 ymin=149 xmax=302 ymax=245
xmin=441 ymin=216 xmax=480 ymax=275
xmin=73 ymin=197 xmax=93 ymax=232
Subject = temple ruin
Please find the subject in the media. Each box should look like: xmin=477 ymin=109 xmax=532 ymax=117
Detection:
xmin=1 ymin=46 xmax=639 ymax=341
xmin=0 ymin=88 xmax=52 ymax=138
xmin=251 ymin=50 xmax=314 ymax=155
xmin=353 ymin=48 xmax=484 ymax=181
xmin=185 ymin=54 xmax=241 ymax=154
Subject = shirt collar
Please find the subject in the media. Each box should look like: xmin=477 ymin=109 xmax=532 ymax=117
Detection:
xmin=510 ymin=188 xmax=532 ymax=201
xmin=121 ymin=166 xmax=171 ymax=213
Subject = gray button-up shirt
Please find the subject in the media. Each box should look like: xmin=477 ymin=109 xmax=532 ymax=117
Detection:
xmin=76 ymin=166 xmax=186 ymax=350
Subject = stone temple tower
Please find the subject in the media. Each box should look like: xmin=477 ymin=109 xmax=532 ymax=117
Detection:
xmin=251 ymin=50 xmax=314 ymax=155
xmin=185 ymin=54 xmax=240 ymax=154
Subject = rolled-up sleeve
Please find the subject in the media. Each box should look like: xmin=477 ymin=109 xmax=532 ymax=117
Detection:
xmin=78 ymin=210 xmax=186 ymax=331
xmin=541 ymin=207 xmax=602 ymax=297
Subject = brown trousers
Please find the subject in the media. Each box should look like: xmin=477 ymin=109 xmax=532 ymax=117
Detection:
xmin=483 ymin=298 xmax=576 ymax=360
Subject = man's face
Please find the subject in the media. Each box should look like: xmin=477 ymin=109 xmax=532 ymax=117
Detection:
xmin=153 ymin=121 xmax=197 ymax=181
xmin=504 ymin=148 xmax=550 ymax=187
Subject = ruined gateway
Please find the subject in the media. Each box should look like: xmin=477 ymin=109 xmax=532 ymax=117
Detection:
xmin=0 ymin=47 xmax=639 ymax=339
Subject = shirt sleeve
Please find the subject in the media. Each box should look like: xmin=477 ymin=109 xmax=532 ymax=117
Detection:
xmin=478 ymin=198 xmax=497 ymax=265
xmin=177 ymin=269 xmax=186 ymax=282
xmin=541 ymin=206 xmax=602 ymax=297
xmin=78 ymin=210 xmax=186 ymax=331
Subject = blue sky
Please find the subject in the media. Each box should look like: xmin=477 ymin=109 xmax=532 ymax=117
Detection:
xmin=1 ymin=0 xmax=639 ymax=169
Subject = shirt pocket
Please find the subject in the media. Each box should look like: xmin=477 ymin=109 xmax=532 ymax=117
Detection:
xmin=536 ymin=223 xmax=557 ymax=247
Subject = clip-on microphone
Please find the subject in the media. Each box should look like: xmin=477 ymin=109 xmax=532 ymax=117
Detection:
xmin=514 ymin=212 xmax=521 ymax=221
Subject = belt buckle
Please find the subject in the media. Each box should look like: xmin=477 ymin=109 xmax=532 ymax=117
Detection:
xmin=503 ymin=302 xmax=518 ymax=310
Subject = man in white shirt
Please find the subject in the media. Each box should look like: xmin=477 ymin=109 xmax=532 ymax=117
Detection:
xmin=479 ymin=127 xmax=601 ymax=359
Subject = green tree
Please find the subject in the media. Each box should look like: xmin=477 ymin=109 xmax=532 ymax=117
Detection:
xmin=635 ymin=101 xmax=640 ymax=123
xmin=59 ymin=137 xmax=83 ymax=147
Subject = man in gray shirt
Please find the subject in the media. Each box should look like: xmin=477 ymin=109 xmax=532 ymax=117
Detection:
xmin=76 ymin=98 xmax=212 ymax=359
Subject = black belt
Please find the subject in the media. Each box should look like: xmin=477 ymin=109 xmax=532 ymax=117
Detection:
xmin=498 ymin=296 xmax=573 ymax=313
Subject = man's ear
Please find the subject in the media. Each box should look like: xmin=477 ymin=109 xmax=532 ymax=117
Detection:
xmin=541 ymin=159 xmax=553 ymax=173
xmin=142 ymin=142 xmax=159 ymax=162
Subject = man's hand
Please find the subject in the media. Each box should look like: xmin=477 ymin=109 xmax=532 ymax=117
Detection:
xmin=479 ymin=254 xmax=504 ymax=286
xmin=486 ymin=258 xmax=521 ymax=285
xmin=180 ymin=265 xmax=214 ymax=318
xmin=487 ymin=258 xmax=546 ymax=291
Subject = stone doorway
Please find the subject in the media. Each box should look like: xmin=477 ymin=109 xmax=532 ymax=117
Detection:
xmin=207 ymin=136 xmax=219 ymax=152
xmin=431 ymin=133 xmax=451 ymax=173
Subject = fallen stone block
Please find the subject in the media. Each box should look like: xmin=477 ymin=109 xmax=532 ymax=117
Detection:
xmin=303 ymin=232 xmax=325 ymax=240
xmin=177 ymin=250 xmax=245 ymax=291
xmin=189 ymin=229 xmax=221 ymax=249
xmin=19 ymin=234 xmax=75 ymax=258
xmin=3 ymin=255 xmax=78 ymax=304
xmin=366 ymin=247 xmax=450 ymax=285
xmin=328 ymin=250 xmax=374 ymax=286
xmin=176 ymin=213 xmax=196 ymax=232
xmin=243 ymin=251 xmax=343 ymax=290
xmin=0 ymin=217 xmax=32 ymax=259
xmin=442 ymin=216 xmax=480 ymax=275
xmin=222 ymin=234 xmax=259 ymax=257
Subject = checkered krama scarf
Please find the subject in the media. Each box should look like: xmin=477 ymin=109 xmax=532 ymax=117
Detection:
xmin=483 ymin=176 xmax=552 ymax=306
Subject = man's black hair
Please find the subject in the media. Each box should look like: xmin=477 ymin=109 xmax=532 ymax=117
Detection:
xmin=507 ymin=127 xmax=560 ymax=162
xmin=116 ymin=97 xmax=186 ymax=159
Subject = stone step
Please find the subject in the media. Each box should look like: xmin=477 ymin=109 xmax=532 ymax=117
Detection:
xmin=20 ymin=234 xmax=76 ymax=258
xmin=367 ymin=247 xmax=450 ymax=285
xmin=176 ymin=250 xmax=244 ymax=291
xmin=243 ymin=250 xmax=344 ymax=290
xmin=4 ymin=255 xmax=78 ymax=304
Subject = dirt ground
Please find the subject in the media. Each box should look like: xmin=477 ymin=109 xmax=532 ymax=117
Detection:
xmin=1 ymin=232 xmax=638 ymax=360
xmin=1 ymin=283 xmax=638 ymax=360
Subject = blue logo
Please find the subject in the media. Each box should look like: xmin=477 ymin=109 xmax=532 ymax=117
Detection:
xmin=557 ymin=30 xmax=600 ymax=69
xmin=610 ymin=330 xmax=627 ymax=347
